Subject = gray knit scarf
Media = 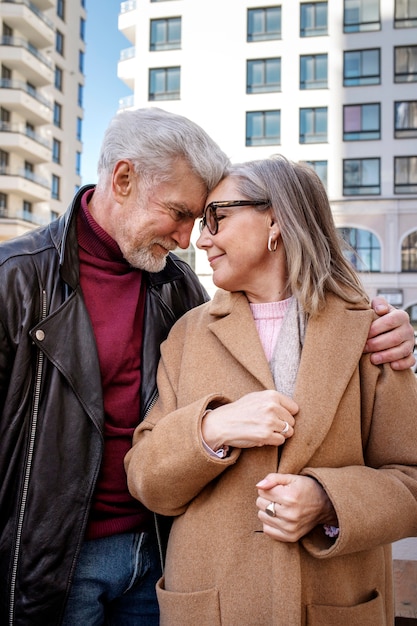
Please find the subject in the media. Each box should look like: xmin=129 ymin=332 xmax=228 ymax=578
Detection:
xmin=270 ymin=296 xmax=308 ymax=397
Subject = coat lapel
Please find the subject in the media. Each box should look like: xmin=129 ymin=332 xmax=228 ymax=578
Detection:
xmin=207 ymin=290 xmax=275 ymax=390
xmin=279 ymin=295 xmax=374 ymax=473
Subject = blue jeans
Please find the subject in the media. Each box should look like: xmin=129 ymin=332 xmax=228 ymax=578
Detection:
xmin=62 ymin=531 xmax=161 ymax=626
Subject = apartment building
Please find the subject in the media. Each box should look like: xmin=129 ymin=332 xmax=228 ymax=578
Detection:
xmin=117 ymin=0 xmax=417 ymax=324
xmin=0 ymin=0 xmax=86 ymax=242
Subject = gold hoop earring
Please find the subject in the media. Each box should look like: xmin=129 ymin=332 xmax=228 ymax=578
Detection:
xmin=268 ymin=234 xmax=278 ymax=252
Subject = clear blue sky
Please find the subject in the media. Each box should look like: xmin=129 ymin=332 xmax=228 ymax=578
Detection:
xmin=81 ymin=0 xmax=131 ymax=184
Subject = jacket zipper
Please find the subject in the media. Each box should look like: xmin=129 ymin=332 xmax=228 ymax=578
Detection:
xmin=142 ymin=391 xmax=167 ymax=571
xmin=9 ymin=290 xmax=47 ymax=626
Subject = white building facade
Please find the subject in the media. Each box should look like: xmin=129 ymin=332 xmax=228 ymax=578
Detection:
xmin=118 ymin=0 xmax=417 ymax=325
xmin=0 ymin=0 xmax=86 ymax=242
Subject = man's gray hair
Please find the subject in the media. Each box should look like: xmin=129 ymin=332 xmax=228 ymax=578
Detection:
xmin=96 ymin=107 xmax=230 ymax=191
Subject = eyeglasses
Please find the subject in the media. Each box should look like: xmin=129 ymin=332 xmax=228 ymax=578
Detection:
xmin=199 ymin=200 xmax=270 ymax=235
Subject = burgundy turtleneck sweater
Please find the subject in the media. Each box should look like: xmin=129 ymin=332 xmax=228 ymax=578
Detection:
xmin=77 ymin=189 xmax=152 ymax=539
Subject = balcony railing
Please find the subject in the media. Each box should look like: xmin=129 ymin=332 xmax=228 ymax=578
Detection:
xmin=0 ymin=121 xmax=51 ymax=148
xmin=120 ymin=46 xmax=136 ymax=61
xmin=120 ymin=0 xmax=136 ymax=14
xmin=1 ymin=0 xmax=55 ymax=30
xmin=1 ymin=35 xmax=53 ymax=69
xmin=0 ymin=78 xmax=52 ymax=109
xmin=0 ymin=165 xmax=50 ymax=188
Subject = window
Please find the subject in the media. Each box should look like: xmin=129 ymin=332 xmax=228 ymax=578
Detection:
xmin=304 ymin=160 xmax=328 ymax=187
xmin=23 ymin=201 xmax=32 ymax=219
xmin=55 ymin=66 xmax=63 ymax=91
xmin=343 ymin=103 xmax=380 ymax=140
xmin=0 ymin=149 xmax=9 ymax=173
xmin=26 ymin=122 xmax=35 ymax=139
xmin=80 ymin=17 xmax=85 ymax=41
xmin=1 ymin=64 xmax=11 ymax=81
xmin=343 ymin=49 xmax=380 ymax=86
xmin=395 ymin=0 xmax=417 ymax=28
xmin=53 ymin=102 xmax=62 ymax=127
xmin=76 ymin=151 xmax=81 ymax=176
xmin=57 ymin=0 xmax=65 ymax=20
xmin=52 ymin=174 xmax=60 ymax=200
xmin=56 ymin=30 xmax=64 ymax=55
xmin=150 ymin=17 xmax=181 ymax=51
xmin=79 ymin=50 xmax=84 ymax=73
xmin=395 ymin=156 xmax=417 ymax=193
xmin=338 ymin=227 xmax=381 ymax=271
xmin=149 ymin=67 xmax=180 ymax=100
xmin=52 ymin=138 xmax=61 ymax=164
xmin=300 ymin=54 xmax=328 ymax=89
xmin=395 ymin=101 xmax=417 ymax=138
xmin=0 ymin=192 xmax=7 ymax=217
xmin=300 ymin=107 xmax=327 ymax=143
xmin=246 ymin=110 xmax=280 ymax=146
xmin=78 ymin=83 xmax=83 ymax=107
xmin=402 ymin=231 xmax=417 ymax=271
xmin=24 ymin=161 xmax=34 ymax=177
xmin=1 ymin=106 xmax=10 ymax=124
xmin=247 ymin=58 xmax=281 ymax=93
xmin=2 ymin=23 xmax=12 ymax=40
xmin=247 ymin=6 xmax=281 ymax=42
xmin=344 ymin=0 xmax=380 ymax=32
xmin=343 ymin=158 xmax=380 ymax=195
xmin=76 ymin=117 xmax=82 ymax=141
xmin=394 ymin=46 xmax=417 ymax=82
xmin=300 ymin=2 xmax=328 ymax=36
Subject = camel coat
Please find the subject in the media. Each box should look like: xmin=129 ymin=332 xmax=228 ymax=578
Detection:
xmin=126 ymin=289 xmax=417 ymax=626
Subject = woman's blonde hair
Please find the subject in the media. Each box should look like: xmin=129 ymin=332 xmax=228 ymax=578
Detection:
xmin=227 ymin=156 xmax=368 ymax=316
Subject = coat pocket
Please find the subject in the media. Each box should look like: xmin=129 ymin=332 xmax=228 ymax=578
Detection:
xmin=157 ymin=576 xmax=221 ymax=626
xmin=306 ymin=588 xmax=386 ymax=626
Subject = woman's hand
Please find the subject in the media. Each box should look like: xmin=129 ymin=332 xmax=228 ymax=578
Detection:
xmin=256 ymin=473 xmax=337 ymax=542
xmin=366 ymin=297 xmax=415 ymax=370
xmin=201 ymin=390 xmax=298 ymax=451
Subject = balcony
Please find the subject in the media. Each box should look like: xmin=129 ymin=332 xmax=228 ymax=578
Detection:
xmin=0 ymin=166 xmax=50 ymax=202
xmin=0 ymin=36 xmax=53 ymax=86
xmin=0 ymin=79 xmax=52 ymax=124
xmin=118 ymin=46 xmax=136 ymax=90
xmin=0 ymin=0 xmax=55 ymax=49
xmin=0 ymin=122 xmax=51 ymax=162
xmin=31 ymin=0 xmax=55 ymax=10
xmin=119 ymin=0 xmax=136 ymax=44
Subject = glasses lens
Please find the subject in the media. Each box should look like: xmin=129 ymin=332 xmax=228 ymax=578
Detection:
xmin=200 ymin=205 xmax=217 ymax=235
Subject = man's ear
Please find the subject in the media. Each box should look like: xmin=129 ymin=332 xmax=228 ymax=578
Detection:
xmin=112 ymin=160 xmax=134 ymax=201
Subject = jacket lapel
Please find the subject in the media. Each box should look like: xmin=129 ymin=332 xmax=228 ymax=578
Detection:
xmin=279 ymin=296 xmax=374 ymax=473
xmin=207 ymin=290 xmax=275 ymax=390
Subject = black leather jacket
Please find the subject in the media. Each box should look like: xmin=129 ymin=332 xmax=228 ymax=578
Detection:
xmin=0 ymin=185 xmax=208 ymax=625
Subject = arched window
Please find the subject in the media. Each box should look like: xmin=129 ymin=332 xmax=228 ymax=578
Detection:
xmin=337 ymin=227 xmax=381 ymax=272
xmin=402 ymin=231 xmax=417 ymax=272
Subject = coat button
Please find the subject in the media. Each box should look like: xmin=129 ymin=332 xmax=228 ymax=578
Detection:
xmin=35 ymin=330 xmax=45 ymax=341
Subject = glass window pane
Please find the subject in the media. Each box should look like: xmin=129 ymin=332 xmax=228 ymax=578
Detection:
xmin=362 ymin=159 xmax=379 ymax=184
xmin=362 ymin=104 xmax=379 ymax=130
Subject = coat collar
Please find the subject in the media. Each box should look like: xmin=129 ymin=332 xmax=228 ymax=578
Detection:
xmin=208 ymin=289 xmax=374 ymax=473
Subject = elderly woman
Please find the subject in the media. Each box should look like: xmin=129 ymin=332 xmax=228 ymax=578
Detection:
xmin=125 ymin=157 xmax=417 ymax=626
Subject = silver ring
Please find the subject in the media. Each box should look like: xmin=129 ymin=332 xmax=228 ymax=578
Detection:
xmin=265 ymin=501 xmax=276 ymax=517
xmin=281 ymin=421 xmax=290 ymax=435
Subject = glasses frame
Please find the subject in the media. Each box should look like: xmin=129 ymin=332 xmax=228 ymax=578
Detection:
xmin=199 ymin=200 xmax=270 ymax=235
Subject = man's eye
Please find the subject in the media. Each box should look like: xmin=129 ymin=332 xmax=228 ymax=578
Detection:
xmin=169 ymin=208 xmax=186 ymax=221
